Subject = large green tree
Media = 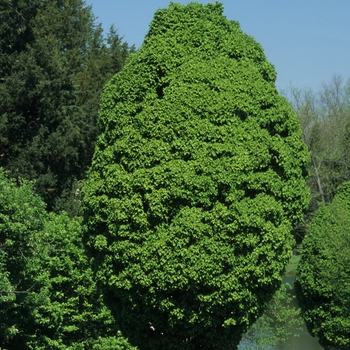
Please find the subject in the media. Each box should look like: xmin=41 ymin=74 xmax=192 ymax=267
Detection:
xmin=295 ymin=181 xmax=350 ymax=350
xmin=83 ymin=2 xmax=310 ymax=349
xmin=0 ymin=0 xmax=133 ymax=214
xmin=0 ymin=168 xmax=135 ymax=349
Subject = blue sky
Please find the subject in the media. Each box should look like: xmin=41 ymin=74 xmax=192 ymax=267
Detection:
xmin=85 ymin=0 xmax=350 ymax=92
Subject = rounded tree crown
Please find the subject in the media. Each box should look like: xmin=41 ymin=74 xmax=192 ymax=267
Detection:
xmin=296 ymin=181 xmax=350 ymax=350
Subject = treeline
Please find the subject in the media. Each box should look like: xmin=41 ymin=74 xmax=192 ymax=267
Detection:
xmin=2 ymin=0 xmax=349 ymax=223
xmin=283 ymin=76 xmax=350 ymax=240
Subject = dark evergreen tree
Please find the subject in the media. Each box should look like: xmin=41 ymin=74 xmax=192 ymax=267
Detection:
xmin=83 ymin=3 xmax=310 ymax=349
xmin=0 ymin=0 xmax=133 ymax=215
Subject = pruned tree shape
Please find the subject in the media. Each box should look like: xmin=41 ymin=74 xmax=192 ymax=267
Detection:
xmin=83 ymin=2 xmax=310 ymax=349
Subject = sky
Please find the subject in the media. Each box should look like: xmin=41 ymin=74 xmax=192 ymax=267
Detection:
xmin=85 ymin=0 xmax=350 ymax=92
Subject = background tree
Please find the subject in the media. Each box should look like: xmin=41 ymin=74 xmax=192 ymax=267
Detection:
xmin=295 ymin=181 xmax=350 ymax=350
xmin=283 ymin=76 xmax=350 ymax=242
xmin=83 ymin=2 xmax=310 ymax=349
xmin=0 ymin=168 xmax=135 ymax=349
xmin=285 ymin=76 xmax=350 ymax=208
xmin=0 ymin=0 xmax=134 ymax=215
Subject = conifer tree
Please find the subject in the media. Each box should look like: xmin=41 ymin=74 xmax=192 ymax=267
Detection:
xmin=0 ymin=0 xmax=133 ymax=214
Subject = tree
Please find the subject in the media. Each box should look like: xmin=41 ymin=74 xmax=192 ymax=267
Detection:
xmin=82 ymin=2 xmax=310 ymax=349
xmin=283 ymin=77 xmax=350 ymax=242
xmin=295 ymin=181 xmax=350 ymax=350
xmin=284 ymin=76 xmax=350 ymax=208
xmin=0 ymin=168 xmax=47 ymax=344
xmin=0 ymin=168 xmax=135 ymax=349
xmin=0 ymin=0 xmax=133 ymax=215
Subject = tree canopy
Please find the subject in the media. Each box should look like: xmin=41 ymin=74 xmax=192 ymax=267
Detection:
xmin=282 ymin=76 xmax=350 ymax=242
xmin=295 ymin=181 xmax=350 ymax=350
xmin=0 ymin=0 xmax=133 ymax=215
xmin=83 ymin=2 xmax=310 ymax=349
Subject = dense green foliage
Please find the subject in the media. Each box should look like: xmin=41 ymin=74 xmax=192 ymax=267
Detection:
xmin=83 ymin=3 xmax=310 ymax=349
xmin=0 ymin=0 xmax=133 ymax=214
xmin=239 ymin=283 xmax=303 ymax=349
xmin=0 ymin=168 xmax=135 ymax=349
xmin=0 ymin=169 xmax=46 ymax=344
xmin=295 ymin=181 xmax=350 ymax=350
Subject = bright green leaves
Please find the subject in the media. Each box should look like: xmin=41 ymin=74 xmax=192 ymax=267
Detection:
xmin=0 ymin=168 xmax=134 ymax=349
xmin=0 ymin=168 xmax=46 ymax=344
xmin=83 ymin=2 xmax=310 ymax=349
xmin=296 ymin=181 xmax=350 ymax=350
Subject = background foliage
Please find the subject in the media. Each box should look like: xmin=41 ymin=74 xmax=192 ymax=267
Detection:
xmin=83 ymin=2 xmax=310 ymax=349
xmin=0 ymin=0 xmax=134 ymax=215
xmin=0 ymin=168 xmax=46 ymax=344
xmin=283 ymin=76 xmax=350 ymax=240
